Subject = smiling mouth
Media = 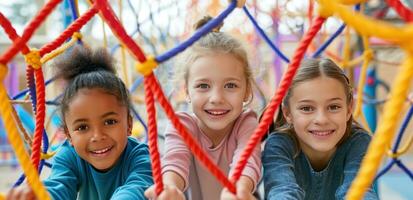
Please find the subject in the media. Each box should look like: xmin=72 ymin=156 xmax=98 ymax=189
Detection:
xmin=90 ymin=146 xmax=113 ymax=155
xmin=205 ymin=110 xmax=230 ymax=116
xmin=309 ymin=130 xmax=334 ymax=136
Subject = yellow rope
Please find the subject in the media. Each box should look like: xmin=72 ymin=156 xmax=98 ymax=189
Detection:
xmin=341 ymin=27 xmax=351 ymax=69
xmin=118 ymin=0 xmax=130 ymax=88
xmin=41 ymin=32 xmax=82 ymax=63
xmin=340 ymin=54 xmax=364 ymax=69
xmin=347 ymin=54 xmax=413 ymax=200
xmin=24 ymin=49 xmax=42 ymax=69
xmin=387 ymin=132 xmax=413 ymax=158
xmin=135 ymin=57 xmax=158 ymax=76
xmin=353 ymin=38 xmax=373 ymax=119
xmin=0 ymin=85 xmax=50 ymax=199
xmin=101 ymin=17 xmax=108 ymax=48
xmin=41 ymin=151 xmax=57 ymax=160
xmin=317 ymin=0 xmax=413 ymax=43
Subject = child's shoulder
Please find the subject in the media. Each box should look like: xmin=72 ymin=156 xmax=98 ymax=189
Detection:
xmin=126 ymin=137 xmax=149 ymax=152
xmin=267 ymin=132 xmax=294 ymax=144
xmin=348 ymin=126 xmax=372 ymax=143
xmin=339 ymin=126 xmax=372 ymax=151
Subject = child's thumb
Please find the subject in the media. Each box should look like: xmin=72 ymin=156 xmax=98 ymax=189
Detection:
xmin=144 ymin=185 xmax=156 ymax=199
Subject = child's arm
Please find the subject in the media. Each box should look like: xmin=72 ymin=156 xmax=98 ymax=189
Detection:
xmin=262 ymin=134 xmax=305 ymax=200
xmin=111 ymin=143 xmax=153 ymax=199
xmin=145 ymin=113 xmax=193 ymax=199
xmin=335 ymin=133 xmax=379 ymax=200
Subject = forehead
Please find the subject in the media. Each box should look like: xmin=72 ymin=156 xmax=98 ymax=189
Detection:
xmin=188 ymin=53 xmax=245 ymax=80
xmin=66 ymin=88 xmax=126 ymax=118
xmin=290 ymin=76 xmax=347 ymax=102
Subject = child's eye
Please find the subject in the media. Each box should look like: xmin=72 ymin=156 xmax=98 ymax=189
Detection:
xmin=224 ymin=83 xmax=238 ymax=89
xmin=195 ymin=83 xmax=210 ymax=89
xmin=299 ymin=106 xmax=314 ymax=112
xmin=328 ymin=105 xmax=341 ymax=111
xmin=105 ymin=119 xmax=118 ymax=125
xmin=75 ymin=124 xmax=88 ymax=132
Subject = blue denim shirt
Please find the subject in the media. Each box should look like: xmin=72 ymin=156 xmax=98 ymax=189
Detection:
xmin=262 ymin=127 xmax=379 ymax=200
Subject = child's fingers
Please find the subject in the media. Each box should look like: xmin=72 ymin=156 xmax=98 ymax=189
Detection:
xmin=144 ymin=185 xmax=156 ymax=199
xmin=6 ymin=188 xmax=16 ymax=200
xmin=220 ymin=188 xmax=237 ymax=200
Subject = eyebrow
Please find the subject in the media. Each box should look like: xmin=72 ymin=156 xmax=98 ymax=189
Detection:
xmin=298 ymin=97 xmax=344 ymax=103
xmin=71 ymin=112 xmax=118 ymax=125
xmin=101 ymin=112 xmax=118 ymax=118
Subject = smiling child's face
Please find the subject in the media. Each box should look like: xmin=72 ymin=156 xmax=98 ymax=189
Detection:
xmin=64 ymin=88 xmax=131 ymax=171
xmin=283 ymin=76 xmax=352 ymax=159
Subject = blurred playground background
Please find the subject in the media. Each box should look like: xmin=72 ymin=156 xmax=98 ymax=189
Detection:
xmin=0 ymin=0 xmax=412 ymax=199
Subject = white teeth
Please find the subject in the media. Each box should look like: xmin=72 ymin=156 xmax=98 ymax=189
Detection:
xmin=92 ymin=147 xmax=111 ymax=154
xmin=311 ymin=130 xmax=333 ymax=136
xmin=206 ymin=110 xmax=228 ymax=115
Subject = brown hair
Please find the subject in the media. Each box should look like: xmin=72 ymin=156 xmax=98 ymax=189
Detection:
xmin=274 ymin=58 xmax=361 ymax=156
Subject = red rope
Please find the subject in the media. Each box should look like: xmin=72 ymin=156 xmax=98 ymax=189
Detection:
xmin=96 ymin=0 xmax=147 ymax=63
xmin=0 ymin=13 xmax=30 ymax=55
xmin=30 ymin=69 xmax=46 ymax=170
xmin=386 ymin=0 xmax=413 ymax=22
xmin=40 ymin=4 xmax=99 ymax=56
xmin=144 ymin=77 xmax=163 ymax=195
xmin=147 ymin=74 xmax=236 ymax=193
xmin=0 ymin=0 xmax=61 ymax=64
xmin=231 ymin=16 xmax=327 ymax=183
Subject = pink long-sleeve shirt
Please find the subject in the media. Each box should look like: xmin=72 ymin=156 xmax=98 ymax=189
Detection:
xmin=162 ymin=109 xmax=262 ymax=200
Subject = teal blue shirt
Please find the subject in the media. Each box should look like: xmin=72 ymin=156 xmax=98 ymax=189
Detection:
xmin=44 ymin=137 xmax=153 ymax=200
xmin=263 ymin=127 xmax=379 ymax=200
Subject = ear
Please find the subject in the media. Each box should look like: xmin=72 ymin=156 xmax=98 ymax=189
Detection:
xmin=64 ymin=126 xmax=73 ymax=145
xmin=282 ymin=106 xmax=293 ymax=124
xmin=127 ymin=114 xmax=133 ymax=136
xmin=243 ymin=84 xmax=252 ymax=103
xmin=185 ymin=86 xmax=191 ymax=103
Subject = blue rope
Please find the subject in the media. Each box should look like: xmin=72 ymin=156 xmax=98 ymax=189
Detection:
xmin=392 ymin=104 xmax=413 ymax=152
xmin=12 ymin=77 xmax=55 ymax=100
xmin=375 ymin=160 xmax=395 ymax=180
xmin=312 ymin=4 xmax=360 ymax=58
xmin=13 ymin=130 xmax=50 ymax=187
xmin=130 ymin=77 xmax=144 ymax=92
xmin=312 ymin=23 xmax=346 ymax=58
xmin=243 ymin=6 xmax=290 ymax=63
xmin=155 ymin=1 xmax=237 ymax=63
xmin=67 ymin=0 xmax=78 ymax=22
xmin=395 ymin=160 xmax=413 ymax=180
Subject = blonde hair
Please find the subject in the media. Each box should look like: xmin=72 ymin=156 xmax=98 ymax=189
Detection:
xmin=177 ymin=16 xmax=254 ymax=103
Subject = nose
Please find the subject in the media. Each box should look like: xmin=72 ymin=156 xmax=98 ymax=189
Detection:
xmin=209 ymin=88 xmax=224 ymax=104
xmin=313 ymin=110 xmax=329 ymax=125
xmin=91 ymin=127 xmax=106 ymax=142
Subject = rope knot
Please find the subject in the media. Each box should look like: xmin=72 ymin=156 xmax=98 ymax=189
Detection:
xmin=228 ymin=0 xmax=246 ymax=8
xmin=24 ymin=49 xmax=42 ymax=70
xmin=364 ymin=49 xmax=374 ymax=61
xmin=72 ymin=32 xmax=82 ymax=40
xmin=0 ymin=64 xmax=8 ymax=81
xmin=135 ymin=56 xmax=158 ymax=76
